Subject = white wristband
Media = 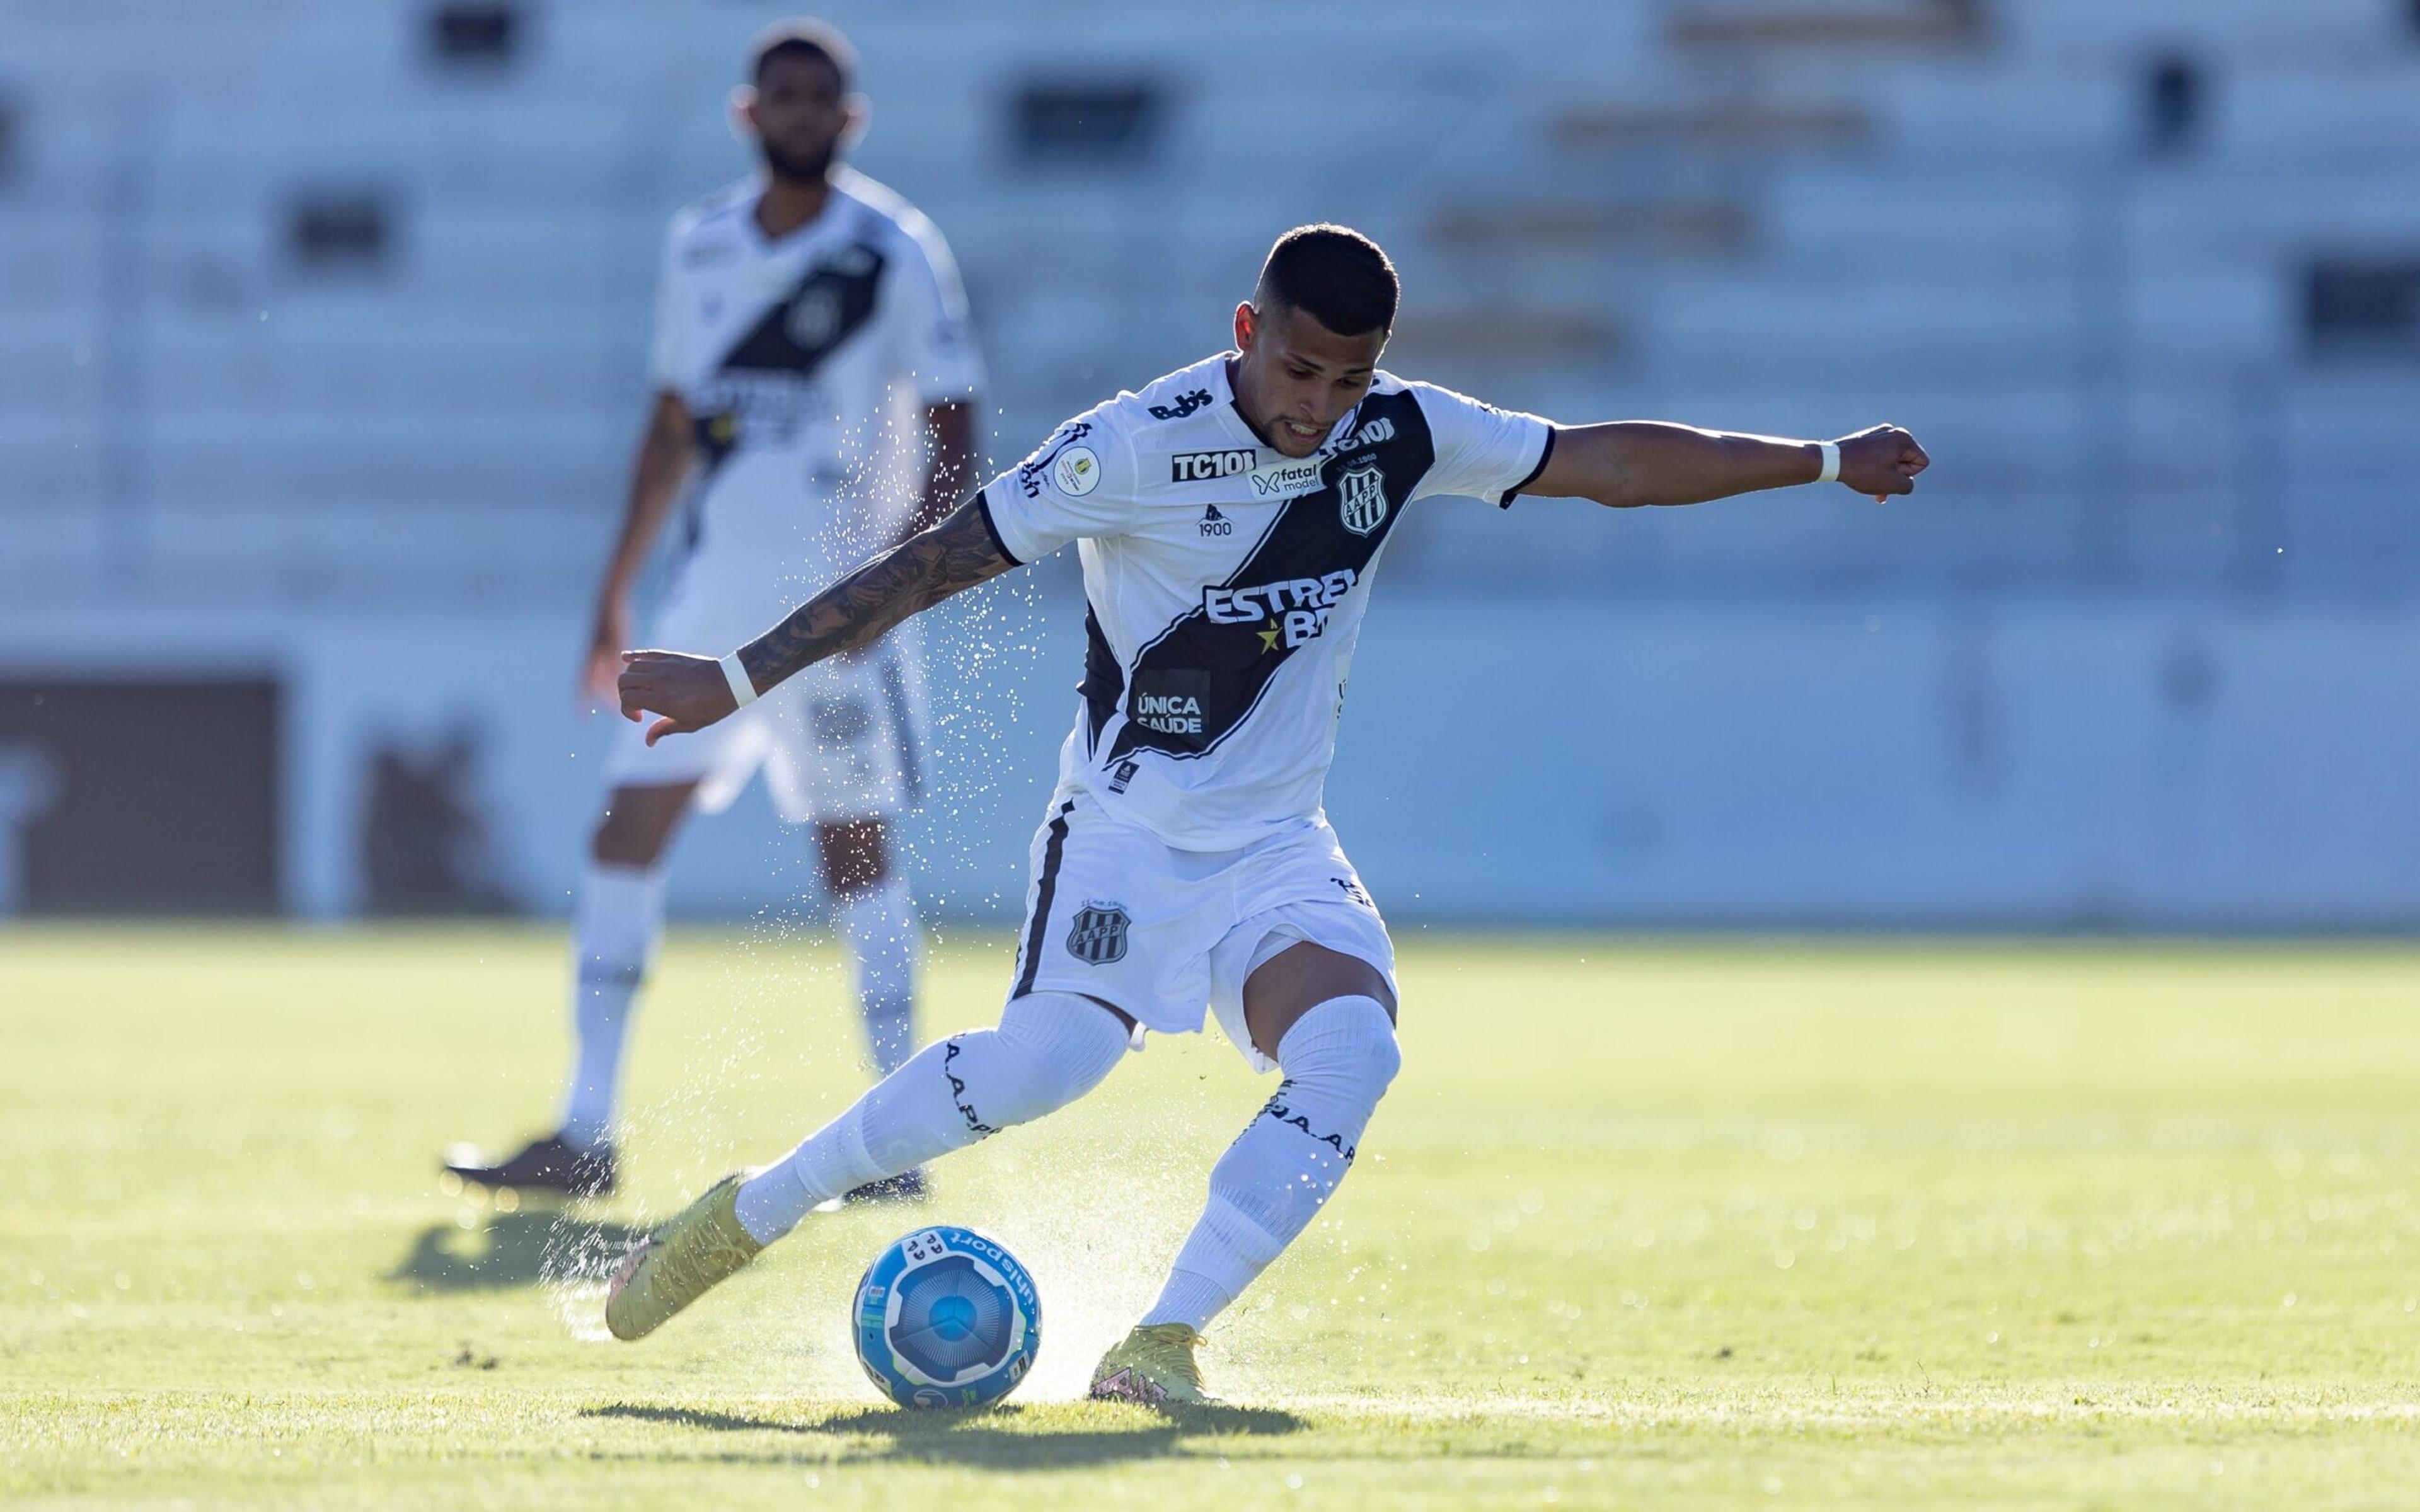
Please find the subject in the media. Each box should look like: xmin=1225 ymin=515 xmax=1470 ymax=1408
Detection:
xmin=1815 ymin=441 xmax=1841 ymax=486
xmin=718 ymin=651 xmax=757 ymax=709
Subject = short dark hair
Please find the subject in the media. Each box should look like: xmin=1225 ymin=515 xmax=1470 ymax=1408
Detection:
xmin=748 ymin=18 xmax=857 ymax=90
xmin=1254 ymin=224 xmax=1398 ymax=336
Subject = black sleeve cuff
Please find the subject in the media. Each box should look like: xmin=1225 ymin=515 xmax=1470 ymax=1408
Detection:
xmin=1495 ymin=427 xmax=1559 ymax=508
xmin=974 ymin=488 xmax=1023 ymax=566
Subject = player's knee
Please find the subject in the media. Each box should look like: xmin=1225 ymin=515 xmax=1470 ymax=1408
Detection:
xmin=817 ymin=820 xmax=889 ymax=895
xmin=959 ymin=991 xmax=1129 ymax=1129
xmin=1364 ymin=1017 xmax=1403 ymax=1094
xmin=1280 ymin=994 xmax=1401 ymax=1099
xmin=592 ymin=788 xmax=687 ymax=866
xmin=590 ymin=822 xmax=656 ymax=867
xmin=1345 ymin=1013 xmax=1403 ymax=1099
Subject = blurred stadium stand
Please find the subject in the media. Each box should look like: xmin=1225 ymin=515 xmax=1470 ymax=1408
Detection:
xmin=1 ymin=0 xmax=2415 ymax=925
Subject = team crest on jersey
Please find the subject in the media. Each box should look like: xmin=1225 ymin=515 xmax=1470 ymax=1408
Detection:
xmin=1065 ymin=902 xmax=1131 ymax=965
xmin=785 ymin=284 xmax=843 ymax=349
xmin=1337 ymin=462 xmax=1388 ymax=536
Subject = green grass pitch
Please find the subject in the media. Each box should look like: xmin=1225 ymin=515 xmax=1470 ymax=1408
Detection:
xmin=4 ymin=926 xmax=2418 ymax=1508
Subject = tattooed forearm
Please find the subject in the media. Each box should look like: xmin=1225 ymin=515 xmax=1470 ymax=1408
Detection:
xmin=737 ymin=496 xmax=1018 ymax=691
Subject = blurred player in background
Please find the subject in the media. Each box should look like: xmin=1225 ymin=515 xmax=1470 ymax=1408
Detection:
xmin=604 ymin=225 xmax=1927 ymax=1402
xmin=443 ymin=20 xmax=982 ymax=1203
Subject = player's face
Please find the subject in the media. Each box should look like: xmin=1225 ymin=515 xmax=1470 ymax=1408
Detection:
xmin=743 ymin=53 xmax=853 ymax=184
xmin=1231 ymin=302 xmax=1386 ymax=457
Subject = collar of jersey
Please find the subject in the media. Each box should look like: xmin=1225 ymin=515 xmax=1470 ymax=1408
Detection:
xmin=738 ymin=172 xmax=848 ymax=254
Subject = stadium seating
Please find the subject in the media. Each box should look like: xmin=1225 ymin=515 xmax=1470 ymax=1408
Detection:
xmin=4 ymin=0 xmax=2414 ymax=608
xmin=4 ymin=1 xmax=2416 ymax=927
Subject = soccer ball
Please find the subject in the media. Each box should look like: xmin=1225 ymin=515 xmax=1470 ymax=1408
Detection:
xmin=852 ymin=1226 xmax=1040 ymax=1409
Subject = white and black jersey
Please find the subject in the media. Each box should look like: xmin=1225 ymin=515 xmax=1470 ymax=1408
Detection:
xmin=977 ymin=353 xmax=1553 ymax=851
xmin=650 ymin=169 xmax=984 ymax=649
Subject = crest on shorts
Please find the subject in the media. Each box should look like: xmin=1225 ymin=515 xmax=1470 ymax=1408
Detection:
xmin=1065 ymin=902 xmax=1131 ymax=965
xmin=1337 ymin=462 xmax=1388 ymax=536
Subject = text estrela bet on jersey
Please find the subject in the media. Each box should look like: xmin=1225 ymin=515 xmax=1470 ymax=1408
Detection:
xmin=649 ymin=169 xmax=984 ymax=641
xmin=979 ymin=354 xmax=1553 ymax=850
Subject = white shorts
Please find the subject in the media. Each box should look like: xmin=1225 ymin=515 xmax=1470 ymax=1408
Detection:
xmin=608 ymin=582 xmax=925 ymax=825
xmin=1006 ymin=789 xmax=1397 ymax=1074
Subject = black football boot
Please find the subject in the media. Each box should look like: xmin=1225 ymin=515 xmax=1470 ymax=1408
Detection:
xmin=441 ymin=1133 xmax=618 ymax=1199
xmin=839 ymin=1167 xmax=930 ymax=1206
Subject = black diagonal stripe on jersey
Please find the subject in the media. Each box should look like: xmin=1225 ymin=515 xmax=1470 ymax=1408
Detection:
xmin=1103 ymin=388 xmax=1434 ymax=765
xmin=1080 ymin=602 xmax=1122 ymax=753
xmin=678 ymin=241 xmax=888 ymax=555
xmin=717 ymin=241 xmax=888 ymax=377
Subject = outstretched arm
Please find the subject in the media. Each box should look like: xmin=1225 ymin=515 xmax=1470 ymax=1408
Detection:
xmin=617 ymin=495 xmax=1018 ymax=746
xmin=1526 ymin=421 xmax=1928 ymax=508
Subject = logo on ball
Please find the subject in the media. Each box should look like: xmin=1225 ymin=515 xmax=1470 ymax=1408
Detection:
xmin=853 ymin=1227 xmax=1041 ymax=1410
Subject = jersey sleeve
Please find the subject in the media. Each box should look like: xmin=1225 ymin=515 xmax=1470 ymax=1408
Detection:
xmin=889 ymin=218 xmax=986 ymax=405
xmin=1407 ymin=381 xmax=1557 ymax=507
xmin=976 ymin=407 xmax=1140 ymax=564
xmin=646 ymin=220 xmax=687 ymax=394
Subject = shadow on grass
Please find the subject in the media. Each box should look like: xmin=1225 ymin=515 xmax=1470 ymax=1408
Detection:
xmin=390 ymin=1211 xmax=642 ymax=1292
xmin=583 ymin=1400 xmax=1306 ymax=1469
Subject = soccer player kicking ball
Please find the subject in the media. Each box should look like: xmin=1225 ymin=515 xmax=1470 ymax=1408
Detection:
xmin=609 ymin=224 xmax=1929 ymax=1404
xmin=444 ymin=22 xmax=983 ymax=1204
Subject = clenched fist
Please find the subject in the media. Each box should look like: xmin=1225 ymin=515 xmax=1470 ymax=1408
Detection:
xmin=1835 ymin=424 xmax=1930 ymax=500
xmin=617 ymin=650 xmax=740 ymax=747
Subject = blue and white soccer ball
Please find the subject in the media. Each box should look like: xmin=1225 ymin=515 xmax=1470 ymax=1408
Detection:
xmin=852 ymin=1226 xmax=1040 ymax=1409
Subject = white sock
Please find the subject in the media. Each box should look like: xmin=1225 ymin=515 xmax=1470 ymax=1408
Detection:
xmin=837 ymin=876 xmax=919 ymax=1077
xmin=1141 ymin=995 xmax=1401 ymax=1334
xmin=734 ymin=991 xmax=1129 ymax=1245
xmin=556 ymin=863 xmax=664 ymax=1152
